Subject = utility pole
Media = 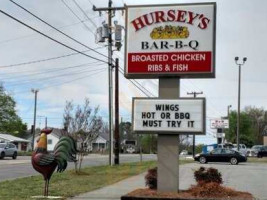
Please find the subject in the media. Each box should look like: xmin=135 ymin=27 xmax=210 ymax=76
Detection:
xmin=31 ymin=89 xmax=39 ymax=150
xmin=187 ymin=91 xmax=203 ymax=157
xmin=114 ymin=58 xmax=120 ymax=165
xmin=93 ymin=1 xmax=124 ymax=166
xmin=235 ymin=56 xmax=247 ymax=151
xmin=45 ymin=117 xmax=47 ymax=128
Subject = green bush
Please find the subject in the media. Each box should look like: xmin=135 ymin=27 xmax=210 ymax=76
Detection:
xmin=194 ymin=167 xmax=223 ymax=185
xmin=145 ymin=167 xmax=157 ymax=189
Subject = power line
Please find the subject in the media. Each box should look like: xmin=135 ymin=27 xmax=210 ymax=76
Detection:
xmin=7 ymin=66 xmax=106 ymax=87
xmin=9 ymin=0 xmax=108 ymax=60
xmin=61 ymin=0 xmax=95 ymax=35
xmin=15 ymin=68 xmax=106 ymax=94
xmin=0 ymin=9 xmax=108 ymax=64
xmin=1 ymin=61 xmax=101 ymax=80
xmin=0 ymin=19 xmax=94 ymax=45
xmin=72 ymin=0 xmax=97 ymax=28
xmin=118 ymin=68 xmax=151 ymax=97
xmin=0 ymin=47 xmax=104 ymax=69
xmin=119 ymin=67 xmax=156 ymax=97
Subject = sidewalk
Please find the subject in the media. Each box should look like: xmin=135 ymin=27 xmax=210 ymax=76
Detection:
xmin=68 ymin=173 xmax=146 ymax=200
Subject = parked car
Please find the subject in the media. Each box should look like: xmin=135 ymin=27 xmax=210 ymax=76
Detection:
xmin=0 ymin=143 xmax=18 ymax=159
xmin=247 ymin=145 xmax=264 ymax=157
xmin=194 ymin=148 xmax=247 ymax=165
xmin=232 ymin=144 xmax=247 ymax=156
xmin=180 ymin=150 xmax=188 ymax=155
xmin=257 ymin=146 xmax=267 ymax=158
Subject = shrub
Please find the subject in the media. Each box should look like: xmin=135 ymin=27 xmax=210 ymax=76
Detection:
xmin=194 ymin=167 xmax=223 ymax=185
xmin=145 ymin=167 xmax=157 ymax=189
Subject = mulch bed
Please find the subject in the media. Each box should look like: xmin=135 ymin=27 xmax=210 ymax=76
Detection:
xmin=122 ymin=183 xmax=254 ymax=200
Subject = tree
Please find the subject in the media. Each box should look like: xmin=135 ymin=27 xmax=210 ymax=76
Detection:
xmin=0 ymin=84 xmax=27 ymax=136
xmin=141 ymin=134 xmax=157 ymax=153
xmin=225 ymin=110 xmax=254 ymax=147
xmin=244 ymin=106 xmax=267 ymax=145
xmin=63 ymin=98 xmax=103 ymax=172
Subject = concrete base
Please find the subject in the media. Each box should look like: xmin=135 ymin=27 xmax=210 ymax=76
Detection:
xmin=157 ymin=135 xmax=179 ymax=192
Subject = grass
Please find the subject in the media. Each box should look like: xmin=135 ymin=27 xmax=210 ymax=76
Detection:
xmin=0 ymin=160 xmax=192 ymax=200
xmin=247 ymin=157 xmax=267 ymax=163
xmin=0 ymin=161 xmax=155 ymax=200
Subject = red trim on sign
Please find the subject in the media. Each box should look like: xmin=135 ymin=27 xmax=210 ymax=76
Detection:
xmin=127 ymin=51 xmax=212 ymax=73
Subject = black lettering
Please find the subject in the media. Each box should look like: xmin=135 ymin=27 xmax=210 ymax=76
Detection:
xmin=142 ymin=42 xmax=149 ymax=50
xmin=189 ymin=40 xmax=198 ymax=50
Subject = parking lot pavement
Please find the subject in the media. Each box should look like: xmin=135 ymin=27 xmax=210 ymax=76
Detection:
xmin=180 ymin=162 xmax=267 ymax=200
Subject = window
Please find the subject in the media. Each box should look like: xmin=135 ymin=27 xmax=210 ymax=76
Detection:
xmin=8 ymin=143 xmax=15 ymax=148
xmin=212 ymin=149 xmax=222 ymax=154
xmin=223 ymin=149 xmax=234 ymax=154
xmin=48 ymin=139 xmax=52 ymax=145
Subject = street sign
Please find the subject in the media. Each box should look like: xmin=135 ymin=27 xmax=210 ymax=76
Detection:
xmin=210 ymin=119 xmax=229 ymax=129
xmin=132 ymin=98 xmax=206 ymax=134
xmin=216 ymin=132 xmax=225 ymax=138
xmin=125 ymin=3 xmax=216 ymax=79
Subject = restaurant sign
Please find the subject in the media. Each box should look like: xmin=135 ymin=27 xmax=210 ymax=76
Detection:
xmin=125 ymin=3 xmax=216 ymax=79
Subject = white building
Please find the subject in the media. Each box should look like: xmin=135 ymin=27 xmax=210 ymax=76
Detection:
xmin=0 ymin=133 xmax=30 ymax=151
xmin=28 ymin=128 xmax=62 ymax=151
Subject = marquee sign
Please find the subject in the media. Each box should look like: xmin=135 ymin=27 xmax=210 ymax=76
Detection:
xmin=132 ymin=98 xmax=206 ymax=134
xmin=210 ymin=119 xmax=229 ymax=129
xmin=125 ymin=3 xmax=216 ymax=79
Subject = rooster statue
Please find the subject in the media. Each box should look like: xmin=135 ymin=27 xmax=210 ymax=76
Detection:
xmin=32 ymin=128 xmax=78 ymax=197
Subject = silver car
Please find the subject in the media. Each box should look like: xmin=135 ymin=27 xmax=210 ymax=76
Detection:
xmin=0 ymin=143 xmax=18 ymax=159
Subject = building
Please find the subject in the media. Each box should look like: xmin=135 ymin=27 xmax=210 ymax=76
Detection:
xmin=28 ymin=128 xmax=63 ymax=151
xmin=90 ymin=132 xmax=109 ymax=152
xmin=0 ymin=133 xmax=30 ymax=151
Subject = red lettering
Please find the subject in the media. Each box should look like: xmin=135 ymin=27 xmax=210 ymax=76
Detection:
xmin=176 ymin=10 xmax=187 ymax=22
xmin=143 ymin=13 xmax=155 ymax=26
xmin=167 ymin=10 xmax=176 ymax=22
xmin=198 ymin=17 xmax=210 ymax=29
xmin=131 ymin=16 xmax=146 ymax=31
xmin=187 ymin=11 xmax=199 ymax=25
xmin=154 ymin=11 xmax=166 ymax=23
xmin=130 ymin=9 xmax=211 ymax=31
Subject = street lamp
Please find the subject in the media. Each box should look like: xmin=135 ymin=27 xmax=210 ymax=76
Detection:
xmin=235 ymin=57 xmax=247 ymax=151
xmin=227 ymin=105 xmax=232 ymax=119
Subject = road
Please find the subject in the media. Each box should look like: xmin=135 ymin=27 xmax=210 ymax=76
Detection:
xmin=180 ymin=162 xmax=267 ymax=200
xmin=0 ymin=154 xmax=156 ymax=182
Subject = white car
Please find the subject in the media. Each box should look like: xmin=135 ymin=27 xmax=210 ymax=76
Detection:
xmin=232 ymin=144 xmax=247 ymax=156
xmin=180 ymin=150 xmax=188 ymax=155
xmin=0 ymin=143 xmax=18 ymax=159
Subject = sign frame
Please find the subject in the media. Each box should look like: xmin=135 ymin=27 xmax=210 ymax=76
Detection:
xmin=124 ymin=2 xmax=217 ymax=79
xmin=210 ymin=119 xmax=229 ymax=129
xmin=132 ymin=97 xmax=206 ymax=135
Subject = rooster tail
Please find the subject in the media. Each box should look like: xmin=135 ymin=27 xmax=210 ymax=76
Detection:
xmin=54 ymin=136 xmax=78 ymax=172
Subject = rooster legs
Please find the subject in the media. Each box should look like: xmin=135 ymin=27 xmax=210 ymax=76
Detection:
xmin=44 ymin=179 xmax=50 ymax=197
xmin=44 ymin=179 xmax=47 ymax=197
xmin=46 ymin=180 xmax=50 ymax=197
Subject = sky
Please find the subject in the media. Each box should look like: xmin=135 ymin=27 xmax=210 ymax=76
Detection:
xmin=0 ymin=0 xmax=267 ymax=145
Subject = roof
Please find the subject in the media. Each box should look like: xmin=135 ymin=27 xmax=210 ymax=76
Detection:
xmin=99 ymin=132 xmax=109 ymax=141
xmin=27 ymin=128 xmax=64 ymax=140
xmin=0 ymin=134 xmax=31 ymax=143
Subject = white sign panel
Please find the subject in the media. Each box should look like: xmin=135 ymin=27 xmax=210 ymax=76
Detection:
xmin=125 ymin=3 xmax=216 ymax=79
xmin=132 ymin=98 xmax=206 ymax=134
xmin=210 ymin=119 xmax=229 ymax=129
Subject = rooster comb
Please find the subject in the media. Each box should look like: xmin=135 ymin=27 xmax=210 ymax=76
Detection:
xmin=41 ymin=128 xmax=53 ymax=135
